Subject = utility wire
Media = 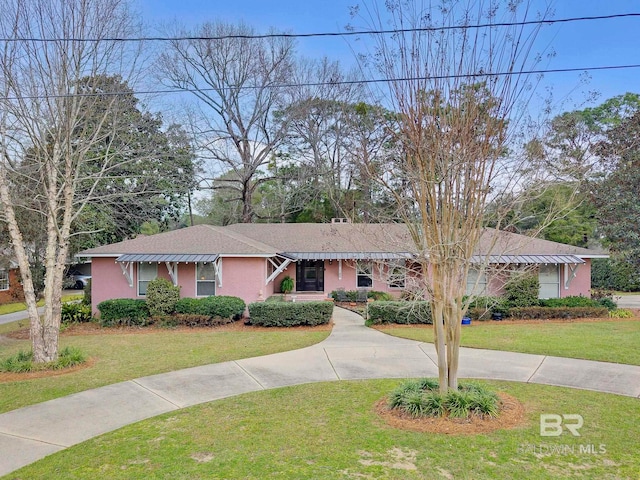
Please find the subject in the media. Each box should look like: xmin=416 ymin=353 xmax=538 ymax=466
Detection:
xmin=5 ymin=63 xmax=640 ymax=101
xmin=1 ymin=13 xmax=639 ymax=42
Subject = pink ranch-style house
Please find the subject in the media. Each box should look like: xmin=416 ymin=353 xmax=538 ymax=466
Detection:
xmin=78 ymin=222 xmax=607 ymax=314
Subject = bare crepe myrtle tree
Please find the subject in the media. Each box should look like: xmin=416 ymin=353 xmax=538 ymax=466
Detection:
xmin=0 ymin=0 xmax=146 ymax=362
xmin=355 ymin=0 xmax=552 ymax=392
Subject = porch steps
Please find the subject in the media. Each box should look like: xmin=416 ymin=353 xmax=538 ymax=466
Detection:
xmin=289 ymin=292 xmax=330 ymax=302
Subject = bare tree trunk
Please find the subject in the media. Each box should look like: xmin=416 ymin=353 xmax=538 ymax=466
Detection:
xmin=357 ymin=0 xmax=549 ymax=392
xmin=430 ymin=263 xmax=449 ymax=393
xmin=0 ymin=173 xmax=41 ymax=352
xmin=0 ymin=0 xmax=144 ymax=363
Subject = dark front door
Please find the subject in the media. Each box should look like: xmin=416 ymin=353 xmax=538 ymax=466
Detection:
xmin=296 ymin=260 xmax=324 ymax=292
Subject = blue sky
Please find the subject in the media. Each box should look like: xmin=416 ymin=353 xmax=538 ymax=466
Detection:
xmin=138 ymin=0 xmax=640 ymax=114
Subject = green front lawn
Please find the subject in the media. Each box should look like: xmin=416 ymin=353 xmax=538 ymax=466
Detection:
xmin=0 ymin=325 xmax=330 ymax=414
xmin=0 ymin=293 xmax=83 ymax=316
xmin=8 ymin=380 xmax=639 ymax=479
xmin=377 ymin=320 xmax=640 ymax=365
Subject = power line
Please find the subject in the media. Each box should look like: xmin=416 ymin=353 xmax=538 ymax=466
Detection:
xmin=1 ymin=13 xmax=640 ymax=43
xmin=5 ymin=63 xmax=640 ymax=101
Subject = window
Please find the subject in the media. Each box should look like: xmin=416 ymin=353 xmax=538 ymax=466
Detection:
xmin=539 ymin=264 xmax=559 ymax=299
xmin=138 ymin=263 xmax=157 ymax=296
xmin=356 ymin=261 xmax=373 ymax=288
xmin=0 ymin=269 xmax=8 ymax=291
xmin=197 ymin=262 xmax=216 ymax=296
xmin=466 ymin=269 xmax=487 ymax=296
xmin=387 ymin=262 xmax=406 ymax=289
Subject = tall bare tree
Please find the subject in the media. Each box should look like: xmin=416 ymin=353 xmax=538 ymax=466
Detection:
xmin=158 ymin=22 xmax=296 ymax=223
xmin=0 ymin=0 xmax=146 ymax=362
xmin=357 ymin=0 xmax=550 ymax=392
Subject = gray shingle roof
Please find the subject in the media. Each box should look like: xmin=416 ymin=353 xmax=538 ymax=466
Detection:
xmin=78 ymin=224 xmax=277 ymax=257
xmin=78 ymin=222 xmax=607 ymax=261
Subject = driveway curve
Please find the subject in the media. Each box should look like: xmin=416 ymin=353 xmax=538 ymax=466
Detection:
xmin=0 ymin=307 xmax=639 ymax=476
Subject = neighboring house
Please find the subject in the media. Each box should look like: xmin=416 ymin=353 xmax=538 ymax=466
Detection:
xmin=0 ymin=263 xmax=24 ymax=304
xmin=77 ymin=221 xmax=608 ymax=314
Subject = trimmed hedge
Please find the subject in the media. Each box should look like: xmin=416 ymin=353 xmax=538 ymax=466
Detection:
xmin=540 ymin=296 xmax=600 ymax=308
xmin=367 ymin=301 xmax=432 ymax=325
xmin=156 ymin=313 xmax=235 ymax=328
xmin=248 ymin=301 xmax=333 ymax=327
xmin=540 ymin=295 xmax=618 ymax=311
xmin=465 ymin=296 xmax=509 ymax=320
xmin=509 ymin=306 xmax=608 ymax=320
xmin=329 ymin=290 xmax=394 ymax=302
xmin=97 ymin=299 xmax=150 ymax=326
xmin=175 ymin=296 xmax=245 ymax=319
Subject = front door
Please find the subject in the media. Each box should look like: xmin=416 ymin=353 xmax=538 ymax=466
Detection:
xmin=296 ymin=260 xmax=324 ymax=292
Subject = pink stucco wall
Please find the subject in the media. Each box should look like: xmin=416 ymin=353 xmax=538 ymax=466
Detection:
xmin=91 ymin=257 xmax=134 ymax=311
xmin=561 ymin=259 xmax=592 ymax=298
xmin=483 ymin=262 xmax=592 ymax=298
xmin=217 ymin=257 xmax=271 ymax=303
xmin=91 ymin=256 xmax=594 ymax=313
xmin=91 ymin=256 xmax=275 ymax=313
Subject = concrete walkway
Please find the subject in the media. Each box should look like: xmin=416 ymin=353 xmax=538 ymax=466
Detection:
xmin=0 ymin=307 xmax=639 ymax=476
xmin=0 ymin=308 xmax=40 ymax=326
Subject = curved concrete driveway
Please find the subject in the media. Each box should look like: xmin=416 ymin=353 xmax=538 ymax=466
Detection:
xmin=1 ymin=307 xmax=639 ymax=476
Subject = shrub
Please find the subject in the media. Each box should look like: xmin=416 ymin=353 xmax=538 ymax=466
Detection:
xmin=97 ymin=299 xmax=150 ymax=326
xmin=201 ymin=296 xmax=245 ymax=319
xmin=174 ymin=297 xmax=201 ymax=313
xmin=329 ymin=289 xmax=394 ymax=302
xmin=591 ymin=288 xmax=615 ymax=301
xmin=174 ymin=296 xmax=245 ymax=319
xmin=388 ymin=379 xmax=499 ymax=418
xmin=0 ymin=346 xmax=86 ymax=373
xmin=368 ymin=290 xmax=395 ymax=301
xmin=465 ymin=296 xmax=509 ymax=320
xmin=174 ymin=313 xmax=233 ymax=327
xmin=329 ymin=290 xmax=357 ymax=302
xmin=597 ymin=297 xmax=618 ymax=311
xmin=82 ymin=278 xmax=91 ymax=306
xmin=248 ymin=301 xmax=333 ymax=327
xmin=541 ymin=295 xmax=616 ymax=311
xmin=61 ymin=302 xmax=92 ymax=324
xmin=146 ymin=278 xmax=181 ymax=316
xmin=367 ymin=301 xmax=432 ymax=325
xmin=540 ymin=296 xmax=600 ymax=308
xmin=504 ymin=273 xmax=540 ymax=308
xmin=509 ymin=306 xmax=608 ymax=320
xmin=609 ymin=308 xmax=634 ymax=318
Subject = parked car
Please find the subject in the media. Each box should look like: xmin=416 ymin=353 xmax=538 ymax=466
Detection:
xmin=66 ymin=268 xmax=91 ymax=289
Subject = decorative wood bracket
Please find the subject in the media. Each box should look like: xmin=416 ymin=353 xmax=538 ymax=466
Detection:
xmin=119 ymin=261 xmax=133 ymax=288
xmin=266 ymin=256 xmax=292 ymax=285
xmin=564 ymin=263 xmax=580 ymax=289
xmin=165 ymin=262 xmax=178 ymax=286
xmin=213 ymin=257 xmax=223 ymax=287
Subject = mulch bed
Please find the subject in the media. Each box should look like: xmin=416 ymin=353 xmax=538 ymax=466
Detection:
xmin=0 ymin=357 xmax=97 ymax=383
xmin=375 ymin=392 xmax=527 ymax=435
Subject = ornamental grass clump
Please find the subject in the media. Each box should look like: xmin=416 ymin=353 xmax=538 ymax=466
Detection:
xmin=388 ymin=379 xmax=499 ymax=419
xmin=0 ymin=346 xmax=87 ymax=373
